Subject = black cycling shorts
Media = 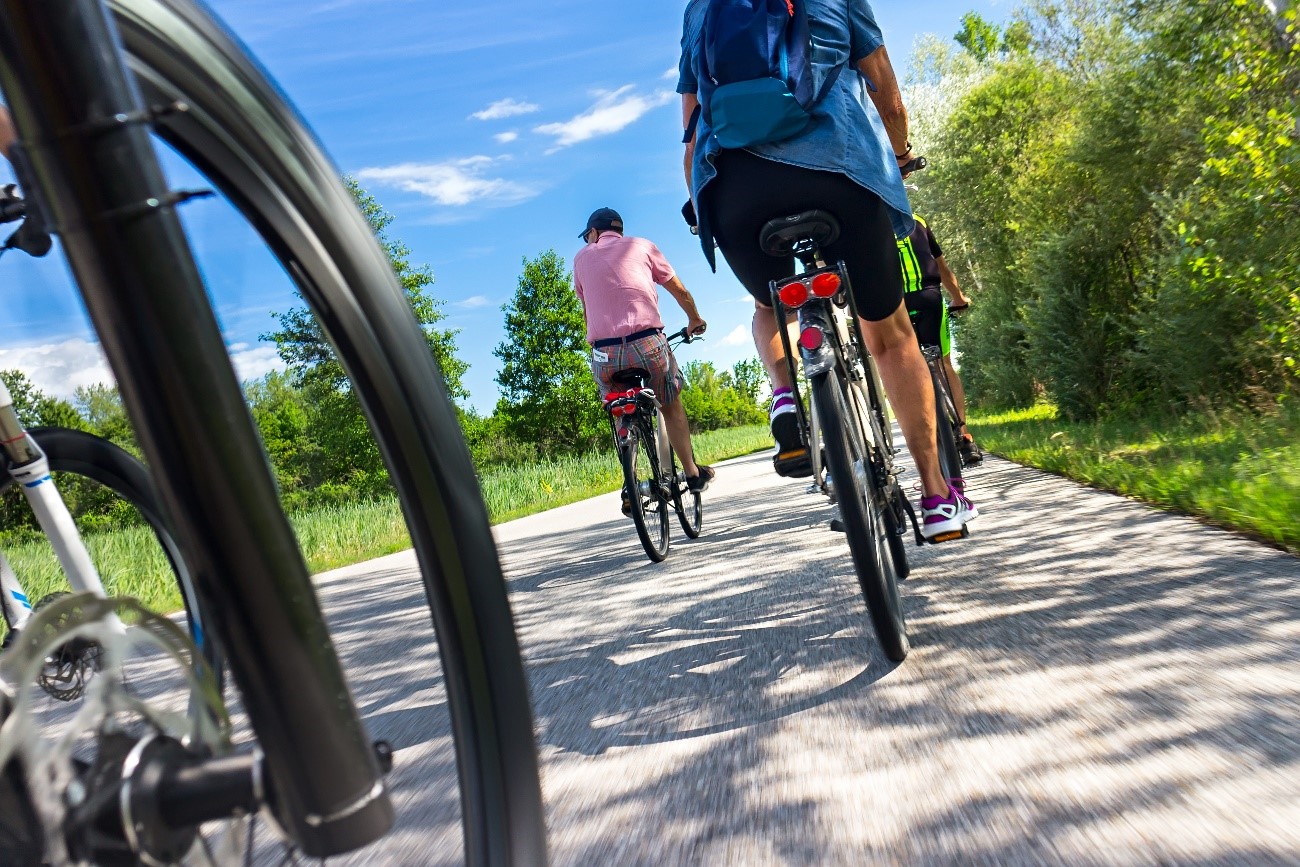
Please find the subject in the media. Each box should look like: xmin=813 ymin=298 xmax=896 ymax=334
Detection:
xmin=904 ymin=286 xmax=951 ymax=355
xmin=702 ymin=149 xmax=905 ymax=322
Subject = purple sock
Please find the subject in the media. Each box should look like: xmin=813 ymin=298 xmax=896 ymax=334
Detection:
xmin=771 ymin=387 xmax=796 ymax=416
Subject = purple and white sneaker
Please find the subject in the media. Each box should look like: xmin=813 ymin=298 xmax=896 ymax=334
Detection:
xmin=920 ymin=484 xmax=979 ymax=540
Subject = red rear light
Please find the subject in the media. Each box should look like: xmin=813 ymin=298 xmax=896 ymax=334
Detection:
xmin=778 ymin=280 xmax=810 ymax=308
xmin=810 ymin=272 xmax=841 ymax=297
xmin=798 ymin=326 xmax=825 ymax=351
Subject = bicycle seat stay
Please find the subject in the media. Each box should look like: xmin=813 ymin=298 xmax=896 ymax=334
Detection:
xmin=759 ymin=209 xmax=841 ymax=258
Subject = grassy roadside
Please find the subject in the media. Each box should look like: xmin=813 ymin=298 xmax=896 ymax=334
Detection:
xmin=967 ymin=402 xmax=1300 ymax=553
xmin=0 ymin=423 xmax=774 ymax=622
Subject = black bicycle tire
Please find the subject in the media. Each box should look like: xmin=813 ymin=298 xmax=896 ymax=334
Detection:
xmin=931 ymin=365 xmax=964 ymax=488
xmin=0 ymin=426 xmax=221 ymax=678
xmin=811 ymin=370 xmax=908 ymax=662
xmin=844 ymin=378 xmax=909 ymax=581
xmin=667 ymin=447 xmax=703 ymax=539
xmin=622 ymin=426 xmax=669 ymax=563
xmin=104 ymin=1 xmax=546 ymax=861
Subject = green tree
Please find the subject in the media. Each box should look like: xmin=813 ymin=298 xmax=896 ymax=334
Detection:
xmin=955 ymin=12 xmax=1003 ymax=60
xmin=262 ymin=178 xmax=470 ymax=502
xmin=265 ymin=177 xmax=466 ymax=400
xmin=493 ymin=250 xmax=606 ymax=455
xmin=0 ymin=370 xmax=84 ymax=430
xmin=73 ymin=383 xmax=134 ymax=452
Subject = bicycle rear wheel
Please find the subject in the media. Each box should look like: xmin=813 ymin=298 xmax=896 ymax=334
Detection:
xmin=811 ymin=369 xmax=908 ymax=662
xmin=623 ymin=424 xmax=670 ymax=563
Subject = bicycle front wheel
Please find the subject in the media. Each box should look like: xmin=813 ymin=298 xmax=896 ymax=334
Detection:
xmin=43 ymin=0 xmax=545 ymax=861
xmin=931 ymin=365 xmax=964 ymax=489
xmin=811 ymin=370 xmax=908 ymax=662
xmin=0 ymin=427 xmax=219 ymax=684
xmin=622 ymin=427 xmax=670 ymax=563
xmin=667 ymin=447 xmax=703 ymax=539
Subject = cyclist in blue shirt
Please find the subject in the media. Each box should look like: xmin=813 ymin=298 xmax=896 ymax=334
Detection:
xmin=677 ymin=0 xmax=977 ymax=540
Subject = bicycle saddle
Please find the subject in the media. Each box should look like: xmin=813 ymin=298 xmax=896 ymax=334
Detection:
xmin=759 ymin=209 xmax=841 ymax=257
xmin=611 ymin=368 xmax=652 ymax=387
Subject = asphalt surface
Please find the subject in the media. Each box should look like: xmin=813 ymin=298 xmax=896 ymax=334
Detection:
xmin=309 ymin=446 xmax=1300 ymax=865
xmin=26 ymin=446 xmax=1300 ymax=864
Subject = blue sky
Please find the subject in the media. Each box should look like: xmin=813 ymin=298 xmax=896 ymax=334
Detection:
xmin=0 ymin=0 xmax=1006 ymax=414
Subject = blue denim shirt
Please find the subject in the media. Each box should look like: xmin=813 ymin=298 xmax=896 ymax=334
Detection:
xmin=678 ymin=0 xmax=914 ymax=267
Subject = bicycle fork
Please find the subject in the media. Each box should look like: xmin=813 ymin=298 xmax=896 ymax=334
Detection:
xmin=0 ymin=380 xmax=123 ymax=636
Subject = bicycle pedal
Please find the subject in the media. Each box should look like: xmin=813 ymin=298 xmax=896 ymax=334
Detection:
xmin=927 ymin=525 xmax=970 ymax=544
xmin=773 ymin=448 xmax=813 ymax=478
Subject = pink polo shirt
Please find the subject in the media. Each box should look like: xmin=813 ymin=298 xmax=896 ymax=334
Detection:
xmin=573 ymin=232 xmax=675 ymax=344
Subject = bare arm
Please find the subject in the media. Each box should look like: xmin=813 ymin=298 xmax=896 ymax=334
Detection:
xmin=856 ymin=45 xmax=910 ymax=163
xmin=662 ymin=275 xmax=706 ymax=334
xmin=936 ymin=255 xmax=971 ymax=307
xmin=681 ymin=93 xmax=699 ymax=198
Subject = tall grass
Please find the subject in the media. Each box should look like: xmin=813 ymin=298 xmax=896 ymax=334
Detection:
xmin=969 ymin=402 xmax=1300 ymax=553
xmin=0 ymin=424 xmax=774 ymax=623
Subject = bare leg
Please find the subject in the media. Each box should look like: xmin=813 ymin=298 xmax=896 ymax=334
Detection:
xmin=660 ymin=398 xmax=699 ymax=477
xmin=860 ymin=302 xmax=948 ymax=498
xmin=943 ymin=354 xmax=970 ymax=437
xmin=752 ymin=303 xmax=794 ymax=391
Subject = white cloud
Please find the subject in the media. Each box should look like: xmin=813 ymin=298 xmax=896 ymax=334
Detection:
xmin=494 ymin=131 xmax=519 ymax=144
xmin=718 ymin=325 xmax=750 ymax=347
xmin=662 ymin=65 xmax=679 ymax=80
xmin=470 ymin=98 xmax=539 ymax=121
xmin=0 ymin=338 xmax=112 ymax=397
xmin=0 ymin=338 xmax=286 ymax=398
xmin=534 ymin=86 xmax=674 ymax=149
xmin=455 ymin=295 xmax=491 ymax=309
xmin=356 ymin=158 xmax=536 ymax=207
xmin=228 ymin=343 xmax=288 ymax=383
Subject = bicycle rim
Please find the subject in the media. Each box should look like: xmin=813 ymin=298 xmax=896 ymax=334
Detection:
xmin=623 ymin=429 xmax=669 ymax=562
xmin=667 ymin=447 xmax=702 ymax=540
xmin=102 ymin=1 xmax=544 ymax=862
xmin=811 ymin=370 xmax=908 ymax=662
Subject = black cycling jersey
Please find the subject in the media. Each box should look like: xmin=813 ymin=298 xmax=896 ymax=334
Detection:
xmin=897 ymin=216 xmax=943 ymax=295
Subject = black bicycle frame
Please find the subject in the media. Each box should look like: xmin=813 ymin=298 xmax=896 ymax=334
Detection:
xmin=0 ymin=0 xmax=390 ymax=856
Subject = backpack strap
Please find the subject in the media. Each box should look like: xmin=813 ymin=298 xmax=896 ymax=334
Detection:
xmin=683 ymin=103 xmax=702 ymax=144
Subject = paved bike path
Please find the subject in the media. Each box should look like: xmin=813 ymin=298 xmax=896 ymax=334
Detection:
xmin=311 ymin=446 xmax=1299 ymax=866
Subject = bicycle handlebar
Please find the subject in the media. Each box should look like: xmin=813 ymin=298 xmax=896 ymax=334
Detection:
xmin=666 ymin=326 xmax=704 ymax=346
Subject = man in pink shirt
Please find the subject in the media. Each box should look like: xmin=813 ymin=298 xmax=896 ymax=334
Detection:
xmin=574 ymin=207 xmax=715 ymax=494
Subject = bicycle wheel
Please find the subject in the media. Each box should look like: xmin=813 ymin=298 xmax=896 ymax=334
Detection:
xmin=0 ymin=426 xmax=220 ymax=688
xmin=845 ymin=378 xmax=910 ymax=581
xmin=931 ymin=363 xmax=965 ymax=489
xmin=811 ymin=369 xmax=908 ymax=662
xmin=0 ymin=1 xmax=545 ymax=863
xmin=667 ymin=447 xmax=703 ymax=539
xmin=622 ymin=424 xmax=670 ymax=563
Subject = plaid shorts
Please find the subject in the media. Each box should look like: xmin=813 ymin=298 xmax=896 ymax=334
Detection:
xmin=590 ymin=331 xmax=685 ymax=406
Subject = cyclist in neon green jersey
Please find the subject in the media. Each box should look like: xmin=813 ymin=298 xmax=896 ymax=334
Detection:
xmin=897 ymin=215 xmax=983 ymax=466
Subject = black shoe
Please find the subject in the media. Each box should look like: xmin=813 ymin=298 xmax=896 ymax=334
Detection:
xmin=687 ymin=465 xmax=715 ymax=493
xmin=771 ymin=412 xmax=812 ymax=478
xmin=959 ymin=435 xmax=984 ymax=467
